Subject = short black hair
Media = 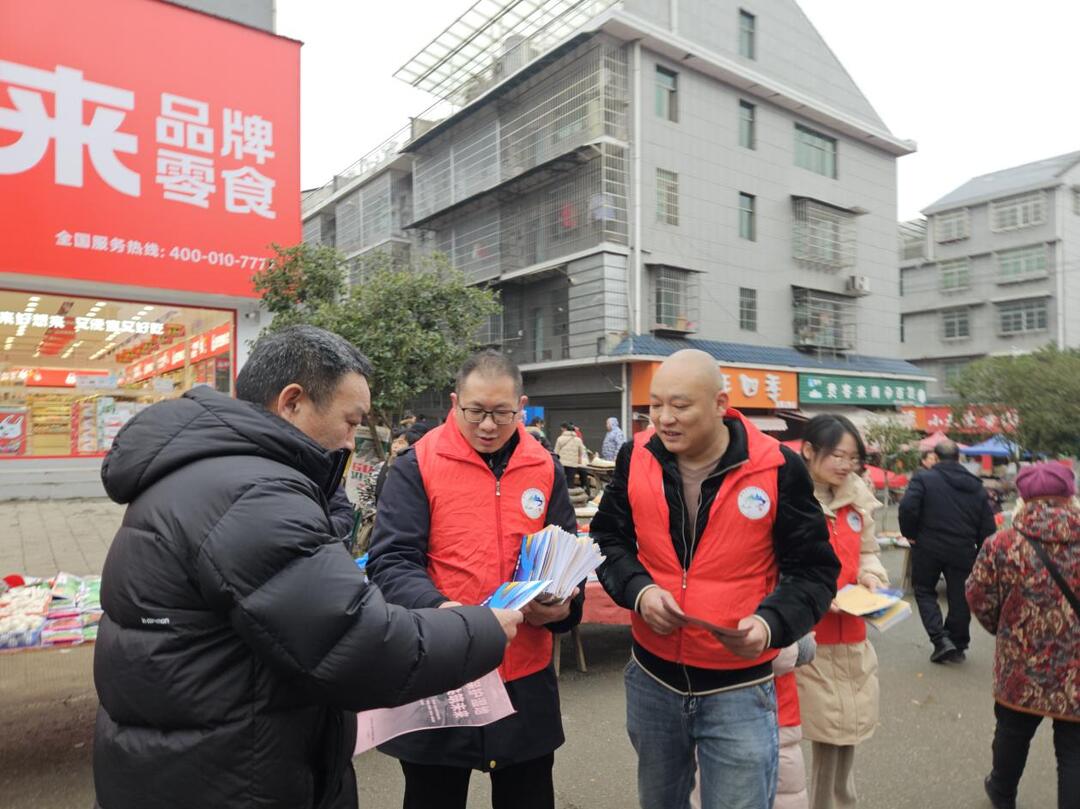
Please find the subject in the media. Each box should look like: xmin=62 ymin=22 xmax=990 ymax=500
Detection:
xmin=801 ymin=414 xmax=867 ymax=462
xmin=935 ymin=440 xmax=960 ymax=461
xmin=236 ymin=325 xmax=372 ymax=409
xmin=404 ymin=421 xmax=433 ymax=445
xmin=454 ymin=349 xmax=523 ymax=397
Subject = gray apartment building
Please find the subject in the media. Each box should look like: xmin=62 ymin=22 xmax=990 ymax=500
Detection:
xmin=302 ymin=0 xmax=929 ymax=442
xmin=900 ymin=151 xmax=1080 ymax=399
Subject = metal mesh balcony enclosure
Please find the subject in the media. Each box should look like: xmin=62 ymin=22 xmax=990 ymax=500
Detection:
xmin=394 ymin=0 xmax=620 ymax=105
xmin=328 ymin=171 xmax=415 ymax=258
xmin=426 ymin=142 xmax=628 ymax=283
xmin=411 ymin=36 xmax=629 ymax=223
xmin=792 ymin=198 xmax=857 ymax=271
xmin=647 ymin=266 xmax=700 ymax=334
xmin=792 ymin=287 xmax=856 ymax=352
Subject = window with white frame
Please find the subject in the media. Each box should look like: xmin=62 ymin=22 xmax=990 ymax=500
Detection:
xmin=655 ymin=67 xmax=678 ymax=122
xmin=996 ymin=244 xmax=1048 ymax=281
xmin=738 ymin=100 xmax=756 ymax=149
xmin=739 ymin=287 xmax=757 ymax=331
xmin=998 ymin=298 xmax=1048 ymax=335
xmin=651 ymin=266 xmax=699 ymax=331
xmin=738 ymin=192 xmax=756 ymax=241
xmin=934 ymin=209 xmax=969 ymax=243
xmin=792 ymin=199 xmax=855 ymax=269
xmin=794 ymin=124 xmax=837 ymax=178
xmin=939 ymin=258 xmax=971 ymax=292
xmin=739 ymin=9 xmax=756 ymax=59
xmin=656 ymin=168 xmax=679 ymax=225
xmin=941 ymin=308 xmax=970 ymax=340
xmin=991 ymin=191 xmax=1046 ymax=232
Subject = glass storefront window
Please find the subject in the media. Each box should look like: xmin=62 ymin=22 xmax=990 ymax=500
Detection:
xmin=0 ymin=289 xmax=234 ymax=458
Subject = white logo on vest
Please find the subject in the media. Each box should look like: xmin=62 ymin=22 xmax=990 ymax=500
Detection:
xmin=521 ymin=488 xmax=546 ymax=520
xmin=737 ymin=486 xmax=771 ymax=520
xmin=846 ymin=511 xmax=863 ymax=533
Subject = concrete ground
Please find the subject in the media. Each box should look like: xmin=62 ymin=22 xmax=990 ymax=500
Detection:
xmin=0 ymin=499 xmax=1060 ymax=808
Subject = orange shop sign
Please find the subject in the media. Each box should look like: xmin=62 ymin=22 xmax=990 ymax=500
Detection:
xmin=0 ymin=0 xmax=300 ymax=298
xmin=631 ymin=363 xmax=798 ymax=409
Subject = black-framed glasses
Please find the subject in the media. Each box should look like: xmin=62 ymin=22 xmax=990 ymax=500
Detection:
xmin=458 ymin=405 xmax=518 ymax=426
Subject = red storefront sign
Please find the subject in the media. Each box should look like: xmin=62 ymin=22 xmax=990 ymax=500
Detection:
xmin=25 ymin=368 xmax=110 ymax=387
xmin=125 ymin=322 xmax=232 ymax=382
xmin=900 ymin=406 xmax=1019 ymax=434
xmin=0 ymin=0 xmax=300 ymax=297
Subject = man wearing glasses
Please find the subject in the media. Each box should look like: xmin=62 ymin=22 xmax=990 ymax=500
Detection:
xmin=367 ymin=349 xmax=582 ymax=809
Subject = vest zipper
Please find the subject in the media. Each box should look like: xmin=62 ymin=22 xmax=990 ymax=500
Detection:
xmin=673 ymin=458 xmax=748 ymax=693
xmin=495 ymin=478 xmax=507 ymax=679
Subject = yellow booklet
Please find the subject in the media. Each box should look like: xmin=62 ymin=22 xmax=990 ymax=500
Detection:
xmin=833 ymin=584 xmax=901 ymax=616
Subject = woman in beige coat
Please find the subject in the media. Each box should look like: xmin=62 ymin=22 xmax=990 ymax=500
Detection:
xmin=796 ymin=414 xmax=888 ymax=809
xmin=554 ymin=422 xmax=590 ymax=494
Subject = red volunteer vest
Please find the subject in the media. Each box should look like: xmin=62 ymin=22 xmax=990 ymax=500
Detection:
xmin=775 ymin=671 xmax=801 ymax=728
xmin=415 ymin=416 xmax=556 ymax=682
xmin=627 ymin=409 xmax=783 ymax=670
xmin=813 ymin=503 xmax=867 ymax=645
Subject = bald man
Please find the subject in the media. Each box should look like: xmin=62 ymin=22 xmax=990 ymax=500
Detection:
xmin=592 ymin=350 xmax=838 ymax=809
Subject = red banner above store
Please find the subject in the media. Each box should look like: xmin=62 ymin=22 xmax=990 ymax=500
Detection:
xmin=0 ymin=0 xmax=300 ymax=297
xmin=900 ymin=405 xmax=1019 ymax=434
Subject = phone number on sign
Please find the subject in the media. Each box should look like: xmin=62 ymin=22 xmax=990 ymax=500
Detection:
xmin=168 ymin=247 xmax=268 ymax=270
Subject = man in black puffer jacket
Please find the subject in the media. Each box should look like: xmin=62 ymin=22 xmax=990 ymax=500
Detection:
xmin=93 ymin=326 xmax=520 ymax=809
xmin=899 ymin=439 xmax=997 ymax=664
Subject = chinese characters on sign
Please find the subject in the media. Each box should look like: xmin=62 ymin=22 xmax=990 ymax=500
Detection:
xmin=0 ymin=64 xmax=280 ymax=219
xmin=799 ymin=374 xmax=928 ymax=406
xmin=632 ymin=363 xmax=797 ymax=410
xmin=899 ymin=406 xmax=1020 ymax=434
xmin=718 ymin=367 xmax=798 ymax=410
xmin=0 ymin=310 xmax=164 ymax=336
xmin=1 ymin=0 xmax=299 ymax=297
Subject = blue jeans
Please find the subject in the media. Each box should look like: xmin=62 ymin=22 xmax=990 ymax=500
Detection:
xmin=625 ymin=659 xmax=779 ymax=809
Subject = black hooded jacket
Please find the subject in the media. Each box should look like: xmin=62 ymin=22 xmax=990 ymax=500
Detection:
xmin=92 ymin=387 xmax=507 ymax=809
xmin=898 ymin=460 xmax=998 ymax=565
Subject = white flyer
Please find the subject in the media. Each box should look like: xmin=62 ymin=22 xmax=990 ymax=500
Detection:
xmin=354 ymin=669 xmax=515 ymax=755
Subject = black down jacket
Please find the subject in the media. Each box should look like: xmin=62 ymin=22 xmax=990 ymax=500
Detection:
xmin=898 ymin=460 xmax=998 ymax=566
xmin=92 ymin=387 xmax=507 ymax=809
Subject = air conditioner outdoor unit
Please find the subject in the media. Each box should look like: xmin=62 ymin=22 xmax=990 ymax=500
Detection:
xmin=845 ymin=275 xmax=871 ymax=296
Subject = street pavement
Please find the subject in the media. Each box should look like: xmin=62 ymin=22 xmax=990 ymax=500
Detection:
xmin=0 ymin=499 xmax=1059 ymax=808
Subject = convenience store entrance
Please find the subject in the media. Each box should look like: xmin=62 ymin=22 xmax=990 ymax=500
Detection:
xmin=0 ymin=289 xmax=234 ymax=459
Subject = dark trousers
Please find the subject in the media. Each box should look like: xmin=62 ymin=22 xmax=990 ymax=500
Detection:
xmin=565 ymin=467 xmax=591 ymax=495
xmin=400 ymin=753 xmax=555 ymax=809
xmin=911 ymin=548 xmax=973 ymax=650
xmin=989 ymin=702 xmax=1080 ymax=809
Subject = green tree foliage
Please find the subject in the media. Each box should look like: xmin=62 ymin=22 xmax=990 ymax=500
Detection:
xmin=955 ymin=344 xmax=1080 ymax=457
xmin=253 ymin=245 xmax=499 ymax=425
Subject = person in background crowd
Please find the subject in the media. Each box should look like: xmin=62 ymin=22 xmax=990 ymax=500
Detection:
xmin=526 ymin=417 xmax=552 ymax=450
xmin=555 ymin=421 xmax=591 ymax=496
xmin=967 ymin=462 xmax=1080 ymax=809
xmin=367 ymin=350 xmax=583 ymax=809
xmin=572 ymin=422 xmax=584 ymax=441
xmin=92 ymin=326 xmax=519 ymax=809
xmin=591 ymin=349 xmax=838 ymax=809
xmin=375 ymin=421 xmax=434 ymax=504
xmin=919 ymin=450 xmax=938 ymax=473
xmin=601 ymin=416 xmax=626 ymax=461
xmin=899 ymin=440 xmax=997 ymax=663
xmin=797 ymin=414 xmax=889 ymax=809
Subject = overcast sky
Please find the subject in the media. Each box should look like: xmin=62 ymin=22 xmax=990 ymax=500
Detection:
xmin=277 ymin=0 xmax=1080 ymax=221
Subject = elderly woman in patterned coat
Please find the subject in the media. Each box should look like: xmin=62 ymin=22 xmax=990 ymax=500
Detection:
xmin=966 ymin=462 xmax=1080 ymax=809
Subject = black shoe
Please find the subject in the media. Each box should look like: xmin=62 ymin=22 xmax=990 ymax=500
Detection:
xmin=984 ymin=775 xmax=1016 ymax=809
xmin=949 ymin=648 xmax=966 ymax=663
xmin=930 ymin=637 xmax=958 ymax=664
